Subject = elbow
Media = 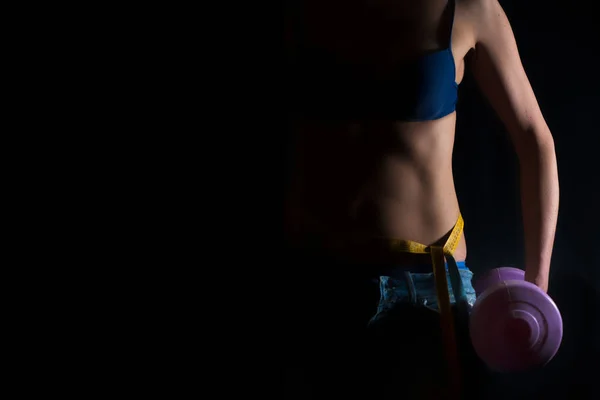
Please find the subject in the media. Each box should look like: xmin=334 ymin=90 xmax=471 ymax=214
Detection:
xmin=512 ymin=124 xmax=555 ymax=157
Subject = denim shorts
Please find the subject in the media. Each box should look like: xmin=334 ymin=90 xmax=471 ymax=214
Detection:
xmin=369 ymin=261 xmax=477 ymax=324
xmin=284 ymin=254 xmax=488 ymax=400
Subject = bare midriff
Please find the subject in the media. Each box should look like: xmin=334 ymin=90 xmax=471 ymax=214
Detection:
xmin=286 ymin=112 xmax=468 ymax=266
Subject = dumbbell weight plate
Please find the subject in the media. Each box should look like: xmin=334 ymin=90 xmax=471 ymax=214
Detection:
xmin=469 ymin=279 xmax=563 ymax=372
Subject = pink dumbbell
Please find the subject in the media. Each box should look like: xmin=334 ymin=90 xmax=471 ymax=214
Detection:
xmin=469 ymin=267 xmax=563 ymax=372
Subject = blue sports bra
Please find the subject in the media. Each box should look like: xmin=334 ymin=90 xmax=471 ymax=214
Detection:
xmin=289 ymin=0 xmax=458 ymax=121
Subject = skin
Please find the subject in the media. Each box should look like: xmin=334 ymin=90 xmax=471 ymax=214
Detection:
xmin=285 ymin=0 xmax=559 ymax=293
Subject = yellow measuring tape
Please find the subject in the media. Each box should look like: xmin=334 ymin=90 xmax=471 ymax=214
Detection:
xmin=388 ymin=213 xmax=465 ymax=398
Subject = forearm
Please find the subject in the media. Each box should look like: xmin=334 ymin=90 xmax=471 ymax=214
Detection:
xmin=517 ymin=136 xmax=559 ymax=292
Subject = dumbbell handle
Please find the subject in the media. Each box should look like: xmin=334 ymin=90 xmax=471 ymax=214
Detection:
xmin=473 ymin=267 xmax=525 ymax=297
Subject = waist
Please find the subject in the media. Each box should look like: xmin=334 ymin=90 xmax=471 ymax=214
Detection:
xmin=286 ymin=236 xmax=467 ymax=277
xmin=285 ymin=214 xmax=467 ymax=266
xmin=390 ymin=260 xmax=468 ymax=275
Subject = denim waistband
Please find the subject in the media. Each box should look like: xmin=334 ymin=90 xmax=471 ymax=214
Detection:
xmin=452 ymin=261 xmax=468 ymax=270
xmin=373 ymin=260 xmax=467 ymax=280
xmin=369 ymin=263 xmax=476 ymax=320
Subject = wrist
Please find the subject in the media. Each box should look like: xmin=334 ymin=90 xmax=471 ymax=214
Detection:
xmin=524 ymin=268 xmax=549 ymax=292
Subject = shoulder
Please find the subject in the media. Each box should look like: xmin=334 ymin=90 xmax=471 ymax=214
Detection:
xmin=457 ymin=0 xmax=497 ymax=16
xmin=457 ymin=0 xmax=506 ymax=41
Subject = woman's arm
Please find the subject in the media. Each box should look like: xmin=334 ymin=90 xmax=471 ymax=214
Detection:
xmin=467 ymin=0 xmax=559 ymax=292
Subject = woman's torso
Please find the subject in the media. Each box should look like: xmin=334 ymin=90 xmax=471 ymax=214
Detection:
xmin=285 ymin=0 xmax=477 ymax=265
